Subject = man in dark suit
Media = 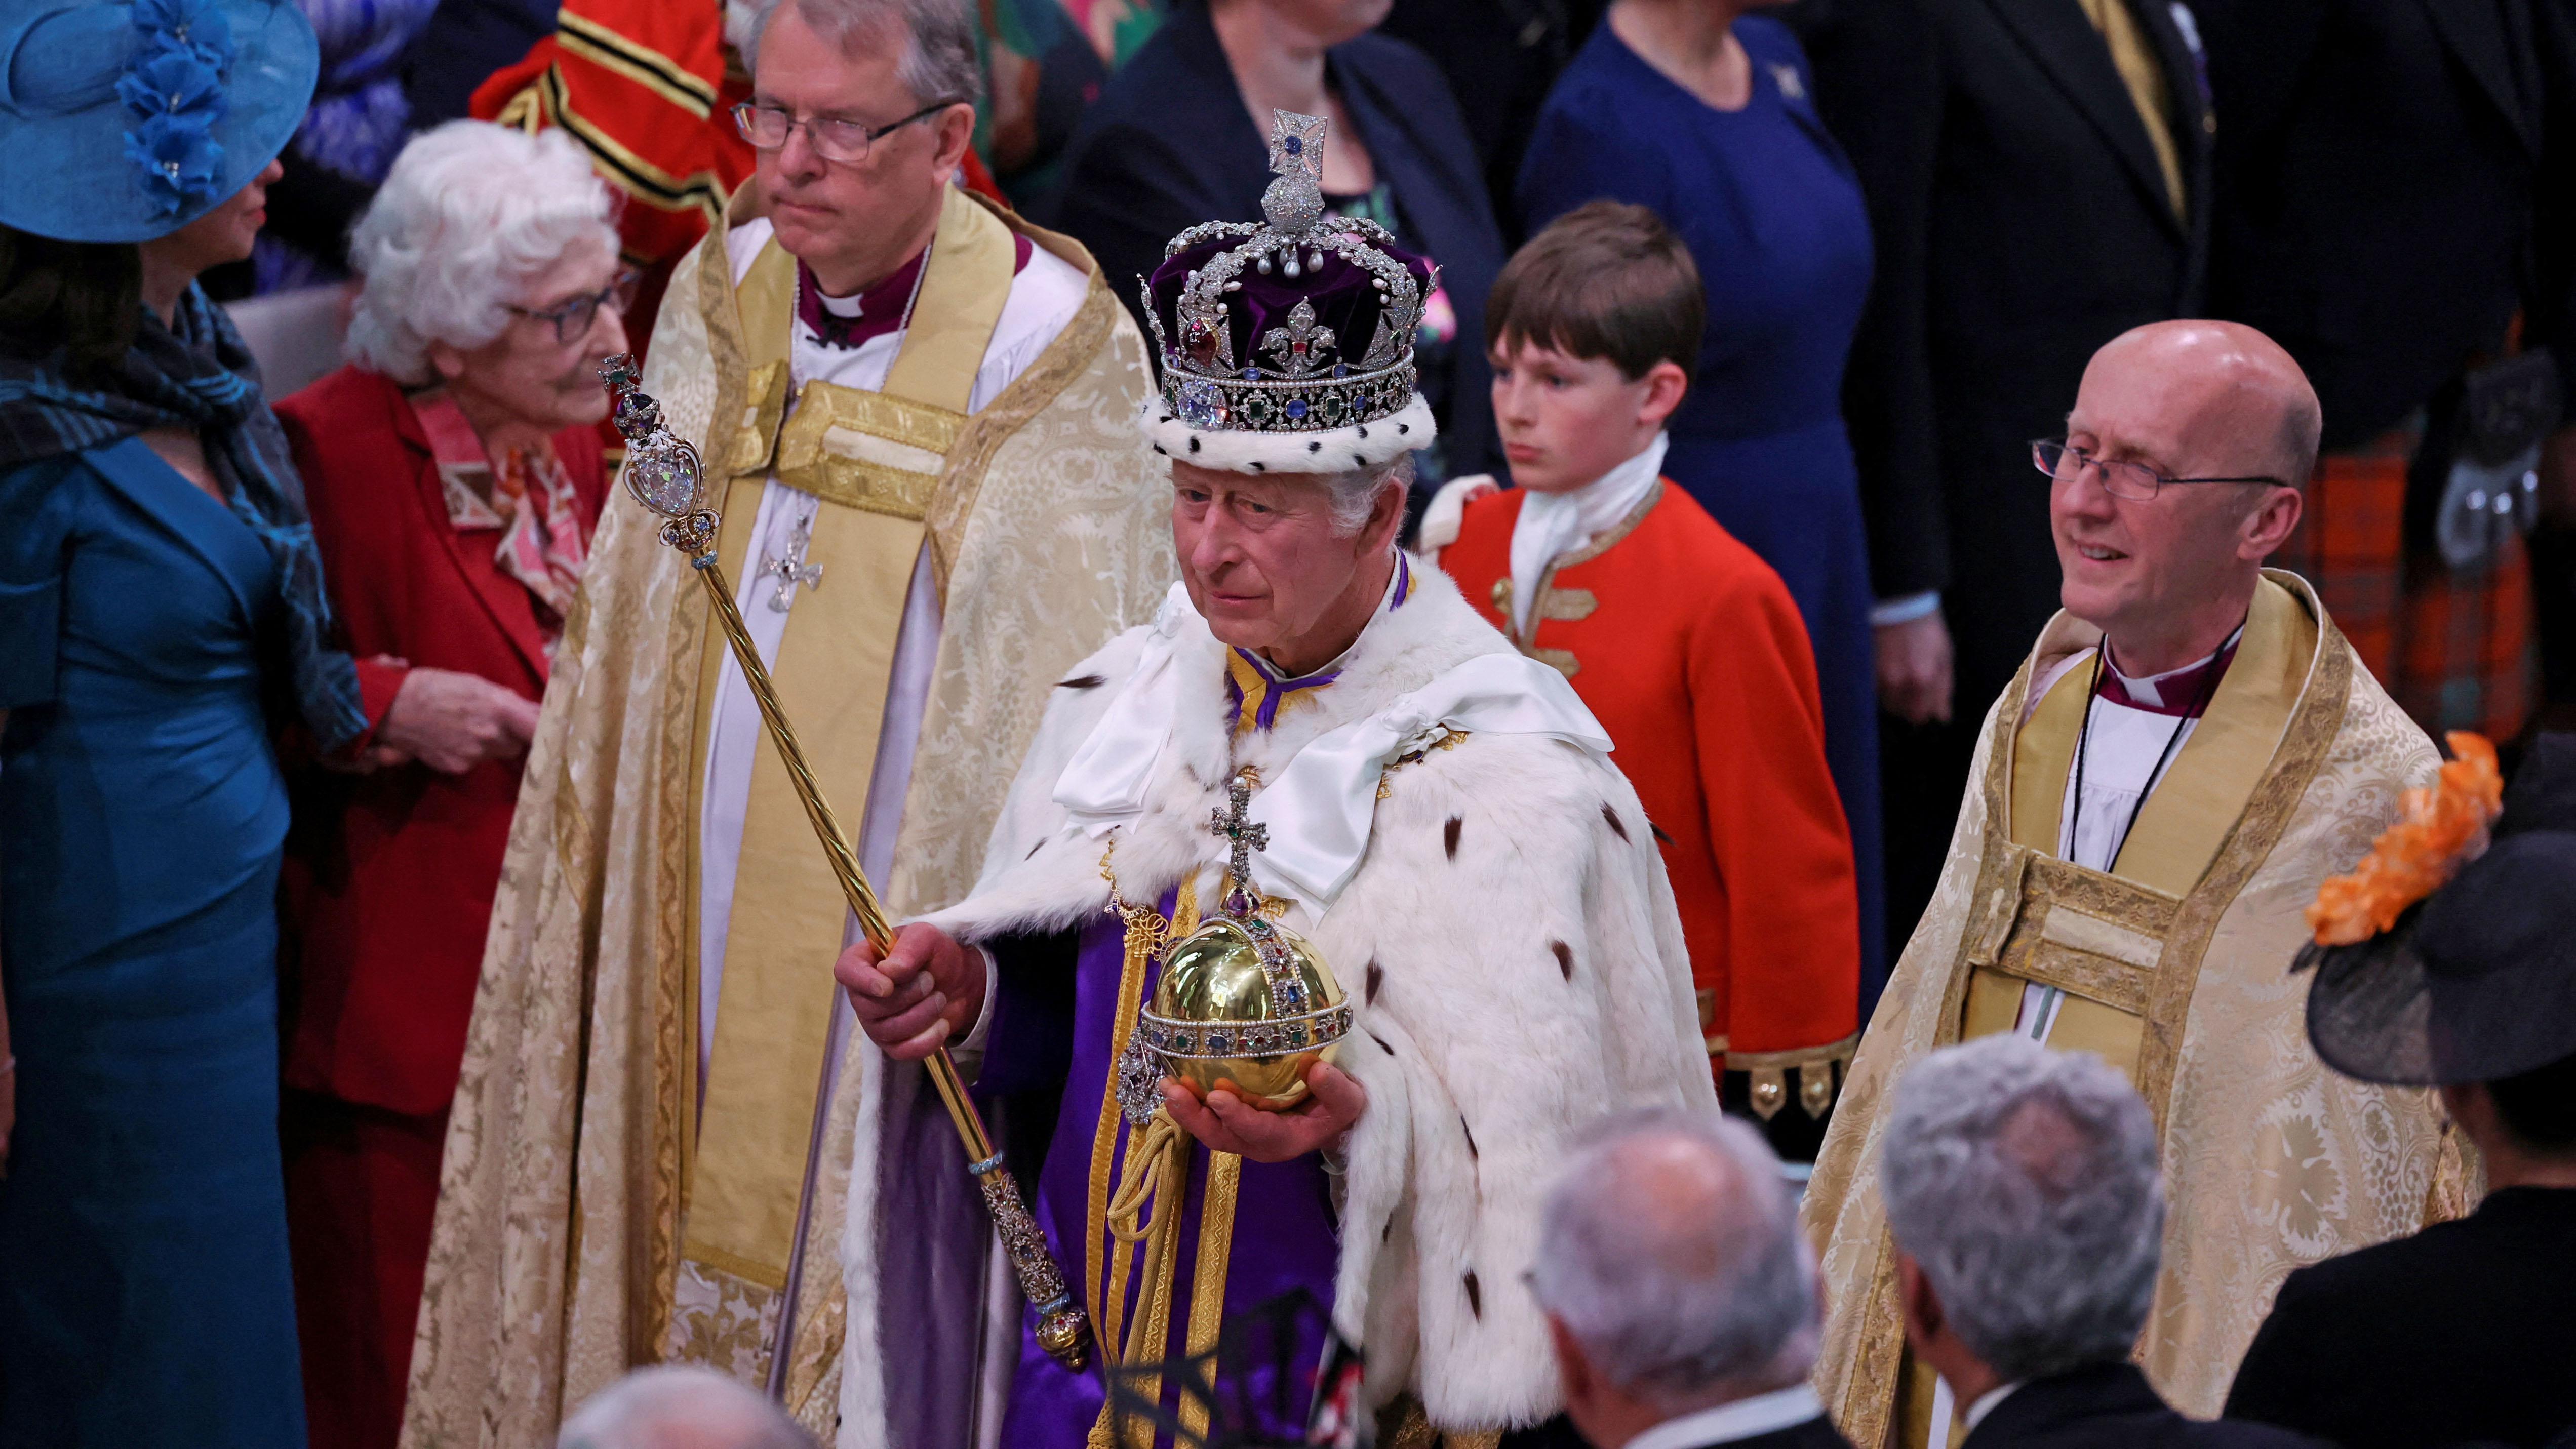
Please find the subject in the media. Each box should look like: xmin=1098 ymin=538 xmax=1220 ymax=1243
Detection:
xmin=1781 ymin=0 xmax=2212 ymax=958
xmin=2191 ymin=0 xmax=2576 ymax=745
xmin=1883 ymin=1037 xmax=2322 ymax=1449
xmin=1530 ymin=1108 xmax=1851 ymax=1449
xmin=2225 ymin=735 xmax=2576 ymax=1449
xmin=1048 ymin=0 xmax=1507 ymax=485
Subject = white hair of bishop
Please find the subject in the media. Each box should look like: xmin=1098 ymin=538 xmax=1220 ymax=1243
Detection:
xmin=878 ymin=560 xmax=1718 ymax=1428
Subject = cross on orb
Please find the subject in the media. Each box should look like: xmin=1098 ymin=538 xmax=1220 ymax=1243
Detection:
xmin=1209 ymin=767 xmax=1269 ymax=915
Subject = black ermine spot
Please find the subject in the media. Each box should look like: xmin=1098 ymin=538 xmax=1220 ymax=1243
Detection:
xmin=1443 ymin=817 xmax=1462 ymax=859
xmin=1600 ymin=802 xmax=1629 ymax=842
xmin=1460 ymin=1116 xmax=1478 ymax=1160
xmin=1366 ymin=958 xmax=1383 ymax=1004
xmin=1056 ymin=673 xmax=1105 ymax=690
xmin=1552 ymin=941 xmax=1573 ymax=980
xmin=1651 ymin=821 xmax=1674 ymax=846
xmin=1368 ymin=1032 xmax=1394 ymax=1056
xmin=1462 ymin=1271 xmax=1483 ymax=1319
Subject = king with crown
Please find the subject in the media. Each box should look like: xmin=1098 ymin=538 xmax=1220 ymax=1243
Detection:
xmin=829 ymin=112 xmax=1718 ymax=1446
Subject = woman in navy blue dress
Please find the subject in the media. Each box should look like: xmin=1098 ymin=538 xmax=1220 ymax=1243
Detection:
xmin=1519 ymin=1 xmax=1887 ymax=1008
xmin=0 ymin=4 xmax=356 ymax=1444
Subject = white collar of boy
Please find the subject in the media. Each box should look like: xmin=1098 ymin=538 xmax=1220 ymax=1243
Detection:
xmin=1508 ymin=430 xmax=1668 ymax=635
xmin=1053 ymin=581 xmax=1614 ymax=908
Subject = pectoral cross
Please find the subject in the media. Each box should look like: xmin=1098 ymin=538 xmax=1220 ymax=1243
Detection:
xmin=1209 ymin=766 xmax=1269 ymax=917
xmin=761 ymin=508 xmax=824 ymax=612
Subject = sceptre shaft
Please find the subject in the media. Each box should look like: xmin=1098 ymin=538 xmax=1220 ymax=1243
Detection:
xmin=598 ymin=354 xmax=1093 ymax=1374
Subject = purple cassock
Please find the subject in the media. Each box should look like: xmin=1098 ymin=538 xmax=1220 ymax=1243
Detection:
xmin=978 ymin=891 xmax=1342 ymax=1446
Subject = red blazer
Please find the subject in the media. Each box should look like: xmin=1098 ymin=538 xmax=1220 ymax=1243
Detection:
xmin=1442 ymin=480 xmax=1859 ymax=1062
xmin=274 ymin=365 xmax=606 ymax=1116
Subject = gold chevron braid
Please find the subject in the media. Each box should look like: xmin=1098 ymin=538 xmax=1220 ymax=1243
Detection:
xmin=600 ymin=354 xmax=1094 ymax=1375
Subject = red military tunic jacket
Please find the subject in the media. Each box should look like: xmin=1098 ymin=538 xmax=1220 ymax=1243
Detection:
xmin=274 ymin=365 xmax=607 ymax=1116
xmin=1442 ymin=479 xmax=1859 ymax=1104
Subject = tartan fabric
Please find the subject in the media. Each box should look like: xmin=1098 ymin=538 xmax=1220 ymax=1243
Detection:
xmin=2273 ymin=429 xmax=2534 ymax=739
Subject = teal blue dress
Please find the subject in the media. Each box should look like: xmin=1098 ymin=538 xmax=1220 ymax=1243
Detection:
xmin=0 ymin=436 xmax=306 ymax=1445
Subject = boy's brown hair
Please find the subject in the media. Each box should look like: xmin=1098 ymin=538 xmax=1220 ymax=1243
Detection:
xmin=1484 ymin=200 xmax=1705 ymax=384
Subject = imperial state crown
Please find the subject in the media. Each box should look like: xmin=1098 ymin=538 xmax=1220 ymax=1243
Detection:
xmin=1137 ymin=108 xmax=1439 ymax=475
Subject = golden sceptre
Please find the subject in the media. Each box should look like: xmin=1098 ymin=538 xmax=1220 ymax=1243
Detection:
xmin=598 ymin=353 xmax=1093 ymax=1374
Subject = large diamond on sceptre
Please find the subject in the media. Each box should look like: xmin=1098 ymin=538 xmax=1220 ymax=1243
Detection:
xmin=601 ymin=353 xmax=718 ymax=559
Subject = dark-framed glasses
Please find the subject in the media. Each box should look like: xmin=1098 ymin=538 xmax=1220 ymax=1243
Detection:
xmin=2032 ymin=438 xmax=2287 ymax=501
xmin=508 ymin=270 xmax=639 ymax=346
xmin=731 ymin=98 xmax=964 ymax=165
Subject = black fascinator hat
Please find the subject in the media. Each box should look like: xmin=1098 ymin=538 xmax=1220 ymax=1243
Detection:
xmin=2296 ymin=732 xmax=2576 ymax=1086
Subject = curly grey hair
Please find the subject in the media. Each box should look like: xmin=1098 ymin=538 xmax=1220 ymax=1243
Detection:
xmin=343 ymin=122 xmax=619 ymax=385
xmin=1881 ymin=1035 xmax=2166 ymax=1385
xmin=744 ymin=0 xmax=983 ymax=110
xmin=1530 ymin=1107 xmax=1818 ymax=1409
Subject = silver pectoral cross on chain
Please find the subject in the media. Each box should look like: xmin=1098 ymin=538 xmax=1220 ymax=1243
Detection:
xmin=761 ymin=507 xmax=824 ymax=613
xmin=1208 ymin=766 xmax=1269 ymax=916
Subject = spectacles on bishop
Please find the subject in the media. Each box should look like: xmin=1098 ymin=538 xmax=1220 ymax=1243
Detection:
xmin=507 ymin=270 xmax=640 ymax=346
xmin=2033 ymin=438 xmax=2289 ymax=501
xmin=731 ymin=98 xmax=966 ymax=166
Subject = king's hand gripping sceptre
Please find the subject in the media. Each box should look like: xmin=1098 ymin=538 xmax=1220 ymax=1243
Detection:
xmin=597 ymin=354 xmax=1094 ymax=1375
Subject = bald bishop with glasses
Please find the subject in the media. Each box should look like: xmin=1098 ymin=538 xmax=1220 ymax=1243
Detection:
xmin=402 ymin=0 xmax=1173 ymax=1443
xmin=1800 ymin=321 xmax=2470 ymax=1448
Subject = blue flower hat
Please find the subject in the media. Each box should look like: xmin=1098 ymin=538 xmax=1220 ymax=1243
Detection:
xmin=0 ymin=0 xmax=318 ymax=243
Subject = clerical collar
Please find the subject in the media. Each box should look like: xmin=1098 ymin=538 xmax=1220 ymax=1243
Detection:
xmin=2095 ymin=627 xmax=2244 ymax=718
xmin=797 ymin=250 xmax=927 ymax=351
xmin=1225 ymin=553 xmax=1411 ymax=735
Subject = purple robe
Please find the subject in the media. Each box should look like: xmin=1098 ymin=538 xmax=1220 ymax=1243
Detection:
xmin=980 ymin=896 xmax=1340 ymax=1445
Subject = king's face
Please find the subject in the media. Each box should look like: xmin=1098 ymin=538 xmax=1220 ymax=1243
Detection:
xmin=1169 ymin=461 xmax=1395 ymax=675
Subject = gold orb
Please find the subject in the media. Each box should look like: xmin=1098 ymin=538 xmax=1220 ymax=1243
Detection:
xmin=1134 ymin=913 xmax=1350 ymax=1112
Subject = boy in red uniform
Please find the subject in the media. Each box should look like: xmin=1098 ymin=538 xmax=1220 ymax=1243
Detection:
xmin=1426 ymin=201 xmax=1859 ymax=1153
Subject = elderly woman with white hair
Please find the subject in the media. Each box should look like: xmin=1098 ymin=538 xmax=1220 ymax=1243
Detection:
xmin=269 ymin=117 xmax=624 ymax=1449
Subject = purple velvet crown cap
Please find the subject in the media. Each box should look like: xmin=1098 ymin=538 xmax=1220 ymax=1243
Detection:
xmin=1145 ymin=231 xmax=1434 ymax=384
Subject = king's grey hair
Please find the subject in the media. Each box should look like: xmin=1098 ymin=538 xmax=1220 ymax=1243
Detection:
xmin=1881 ymin=1036 xmax=2166 ymax=1385
xmin=1315 ymin=453 xmax=1414 ymax=536
xmin=1529 ymin=1107 xmax=1818 ymax=1410
xmin=745 ymin=0 xmax=983 ymax=110
xmin=557 ymin=1365 xmax=814 ymax=1449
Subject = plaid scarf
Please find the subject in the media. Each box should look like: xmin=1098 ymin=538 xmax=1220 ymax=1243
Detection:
xmin=0 ymin=284 xmax=367 ymax=750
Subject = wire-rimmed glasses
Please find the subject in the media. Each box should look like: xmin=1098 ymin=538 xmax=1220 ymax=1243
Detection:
xmin=507 ymin=270 xmax=639 ymax=346
xmin=730 ymin=98 xmax=965 ymax=166
xmin=2033 ymin=438 xmax=2288 ymax=501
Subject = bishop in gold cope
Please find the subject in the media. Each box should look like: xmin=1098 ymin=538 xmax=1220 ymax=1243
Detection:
xmin=1802 ymin=321 xmax=2470 ymax=1447
xmin=399 ymin=2 xmax=1172 ymax=1442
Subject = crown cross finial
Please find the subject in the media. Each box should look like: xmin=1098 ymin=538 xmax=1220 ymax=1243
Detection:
xmin=1267 ymin=110 xmax=1327 ymax=183
xmin=1209 ymin=767 xmax=1270 ymax=916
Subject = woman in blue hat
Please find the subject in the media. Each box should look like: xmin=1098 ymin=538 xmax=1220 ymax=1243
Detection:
xmin=0 ymin=2 xmax=346 ymax=1442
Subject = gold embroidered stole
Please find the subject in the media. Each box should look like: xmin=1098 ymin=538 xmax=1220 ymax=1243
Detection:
xmin=676 ymin=186 xmax=1016 ymax=1335
xmin=1087 ymin=861 xmax=1250 ymax=1448
xmin=1882 ymin=574 xmax=2347 ymax=1449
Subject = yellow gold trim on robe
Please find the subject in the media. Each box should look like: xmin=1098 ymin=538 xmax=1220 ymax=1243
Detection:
xmin=670 ymin=182 xmax=1019 ymax=1377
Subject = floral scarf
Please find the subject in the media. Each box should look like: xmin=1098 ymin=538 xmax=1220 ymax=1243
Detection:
xmin=410 ymin=388 xmax=589 ymax=637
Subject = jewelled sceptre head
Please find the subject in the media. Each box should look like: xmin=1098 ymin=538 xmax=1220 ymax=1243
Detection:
xmin=595 ymin=354 xmax=1094 ymax=1374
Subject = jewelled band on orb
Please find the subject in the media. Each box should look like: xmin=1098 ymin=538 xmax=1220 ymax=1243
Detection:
xmin=1131 ymin=1002 xmax=1355 ymax=1061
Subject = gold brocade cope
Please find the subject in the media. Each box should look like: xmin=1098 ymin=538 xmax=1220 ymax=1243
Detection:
xmin=675 ymin=184 xmax=1017 ymax=1353
xmin=1813 ymin=571 xmax=2434 ymax=1449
